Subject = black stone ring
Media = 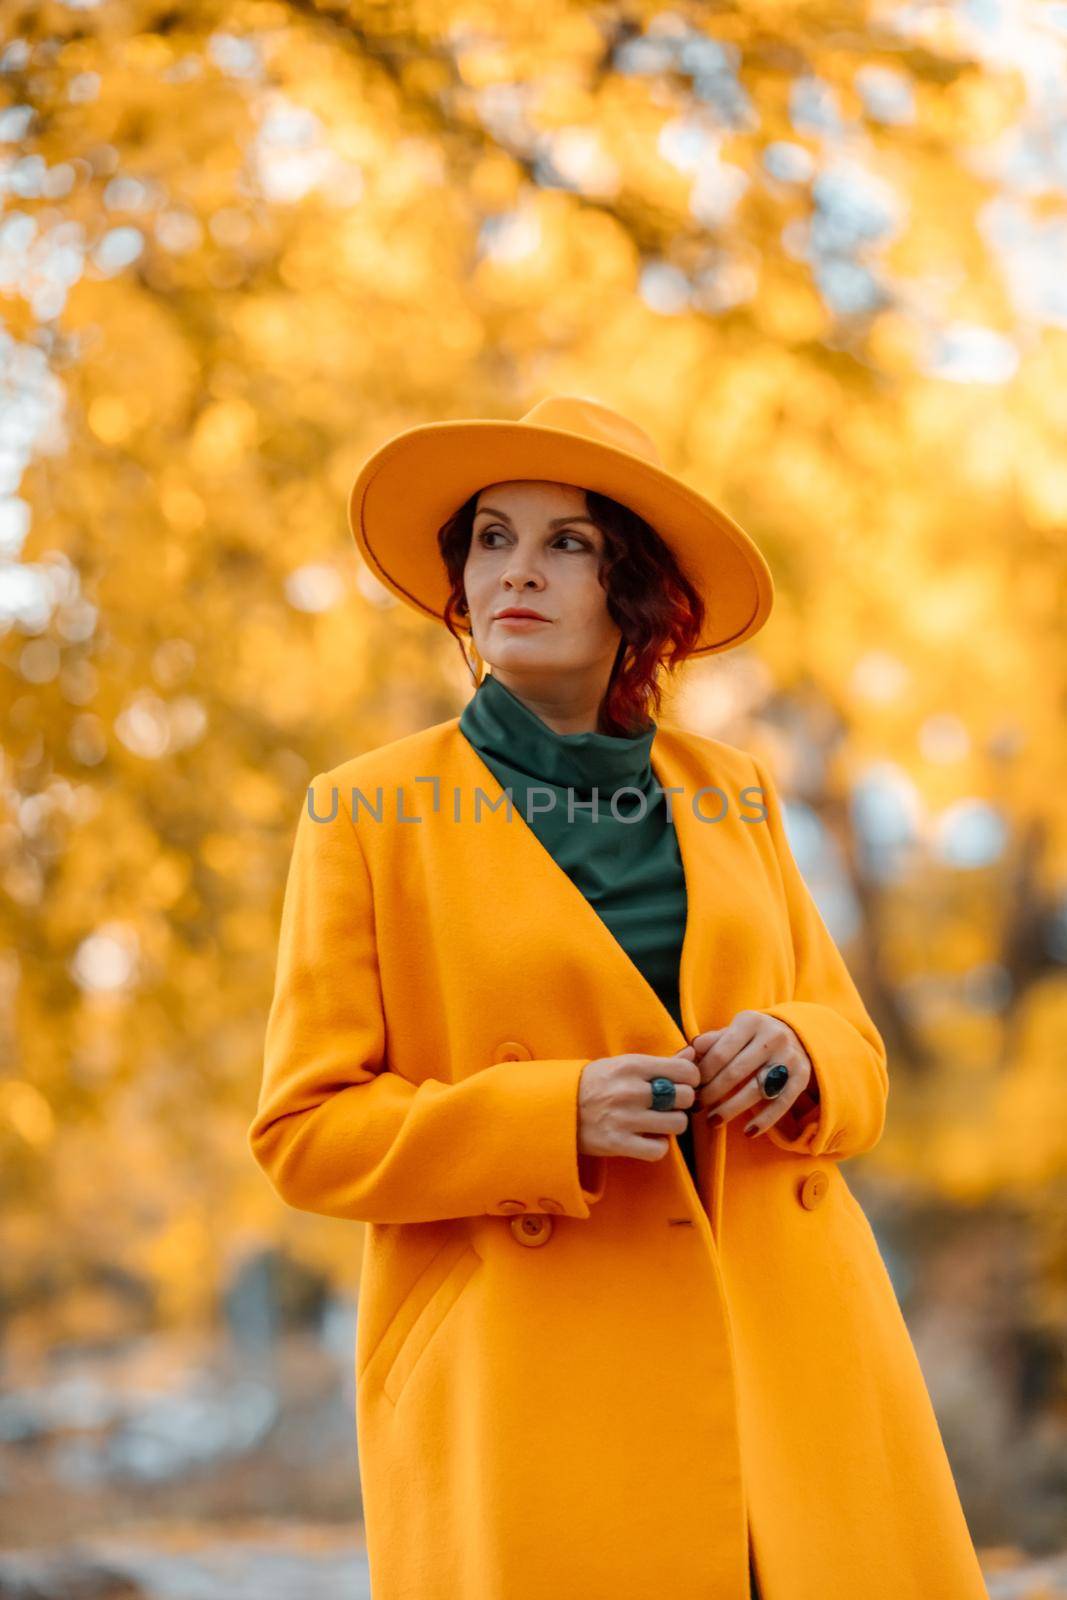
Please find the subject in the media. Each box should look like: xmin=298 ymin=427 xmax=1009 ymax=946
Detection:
xmin=649 ymin=1076 xmax=677 ymax=1112
xmin=759 ymin=1063 xmax=790 ymax=1099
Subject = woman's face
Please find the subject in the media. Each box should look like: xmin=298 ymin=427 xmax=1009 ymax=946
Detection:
xmin=463 ymin=481 xmax=622 ymax=691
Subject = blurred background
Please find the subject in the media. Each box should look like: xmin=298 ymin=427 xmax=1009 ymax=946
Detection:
xmin=1 ymin=1 xmax=1066 ymax=1595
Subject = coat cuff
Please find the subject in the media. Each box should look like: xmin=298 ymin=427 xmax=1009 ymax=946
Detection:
xmin=757 ymin=1000 xmax=887 ymax=1159
xmin=481 ymin=1055 xmax=610 ymax=1220
xmin=578 ymin=1153 xmax=608 ymax=1204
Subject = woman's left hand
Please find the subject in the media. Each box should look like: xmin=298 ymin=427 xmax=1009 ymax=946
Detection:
xmin=673 ymin=1010 xmax=818 ymax=1138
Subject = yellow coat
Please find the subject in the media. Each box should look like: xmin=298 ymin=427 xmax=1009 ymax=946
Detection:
xmin=249 ymin=715 xmax=990 ymax=1600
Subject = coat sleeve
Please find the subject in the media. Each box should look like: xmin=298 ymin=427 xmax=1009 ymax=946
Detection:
xmin=248 ymin=774 xmax=609 ymax=1224
xmin=747 ymin=753 xmax=889 ymax=1162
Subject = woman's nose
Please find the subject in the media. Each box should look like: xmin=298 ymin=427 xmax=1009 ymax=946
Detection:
xmin=502 ymin=565 xmax=544 ymax=590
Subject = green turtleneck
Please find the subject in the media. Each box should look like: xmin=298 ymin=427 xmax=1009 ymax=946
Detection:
xmin=458 ymin=670 xmax=699 ymax=1191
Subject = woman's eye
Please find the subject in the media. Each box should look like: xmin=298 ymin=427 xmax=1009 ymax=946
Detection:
xmin=475 ymin=527 xmax=591 ymax=550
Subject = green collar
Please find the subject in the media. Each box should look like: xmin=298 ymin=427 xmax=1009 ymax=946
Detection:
xmin=458 ymin=671 xmax=657 ymax=794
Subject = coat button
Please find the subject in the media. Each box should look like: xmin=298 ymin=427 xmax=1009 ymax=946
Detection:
xmin=510 ymin=1214 xmax=553 ymax=1247
xmin=494 ymin=1040 xmax=533 ymax=1062
xmin=497 ymin=1199 xmax=526 ymax=1213
xmin=538 ymin=1198 xmax=564 ymax=1214
xmin=798 ymin=1171 xmax=828 ymax=1210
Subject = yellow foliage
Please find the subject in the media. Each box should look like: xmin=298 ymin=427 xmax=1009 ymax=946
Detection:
xmin=1 ymin=0 xmax=1064 ymax=1328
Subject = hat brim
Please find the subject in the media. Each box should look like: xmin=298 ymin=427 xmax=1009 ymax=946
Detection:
xmin=348 ymin=419 xmax=774 ymax=656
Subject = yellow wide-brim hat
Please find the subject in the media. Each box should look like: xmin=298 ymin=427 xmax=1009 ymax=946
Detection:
xmin=347 ymin=394 xmax=774 ymax=657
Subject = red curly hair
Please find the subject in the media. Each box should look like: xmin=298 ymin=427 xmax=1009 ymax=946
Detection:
xmin=437 ymin=487 xmax=706 ymax=738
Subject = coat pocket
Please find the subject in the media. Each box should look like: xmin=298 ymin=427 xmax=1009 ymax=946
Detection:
xmin=364 ymin=1236 xmax=482 ymax=1408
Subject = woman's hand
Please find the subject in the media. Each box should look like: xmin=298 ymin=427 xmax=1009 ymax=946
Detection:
xmin=675 ymin=1011 xmax=818 ymax=1139
xmin=578 ymin=1054 xmax=702 ymax=1162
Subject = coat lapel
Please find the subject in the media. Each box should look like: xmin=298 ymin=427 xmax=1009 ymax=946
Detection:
xmin=451 ymin=723 xmax=731 ymax=1233
xmin=453 ymin=728 xmax=693 ymax=1045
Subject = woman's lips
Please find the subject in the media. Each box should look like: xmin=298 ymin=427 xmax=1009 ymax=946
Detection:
xmin=493 ymin=614 xmax=551 ymax=626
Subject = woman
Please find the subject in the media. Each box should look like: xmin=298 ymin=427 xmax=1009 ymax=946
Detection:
xmin=249 ymin=396 xmax=990 ymax=1600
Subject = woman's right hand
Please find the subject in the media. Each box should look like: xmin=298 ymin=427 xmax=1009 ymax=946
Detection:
xmin=577 ymin=1050 xmax=701 ymax=1162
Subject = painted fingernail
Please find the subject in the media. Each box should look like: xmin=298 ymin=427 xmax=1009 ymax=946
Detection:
xmin=707 ymin=1113 xmax=722 ymax=1126
xmin=743 ymin=1123 xmax=759 ymax=1137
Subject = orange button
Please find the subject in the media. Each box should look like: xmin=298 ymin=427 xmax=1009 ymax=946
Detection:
xmin=798 ymin=1171 xmax=828 ymax=1210
xmin=496 ymin=1198 xmax=526 ymax=1213
xmin=510 ymin=1214 xmax=554 ymax=1247
xmin=494 ymin=1040 xmax=533 ymax=1062
xmin=537 ymin=1198 xmax=564 ymax=1214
